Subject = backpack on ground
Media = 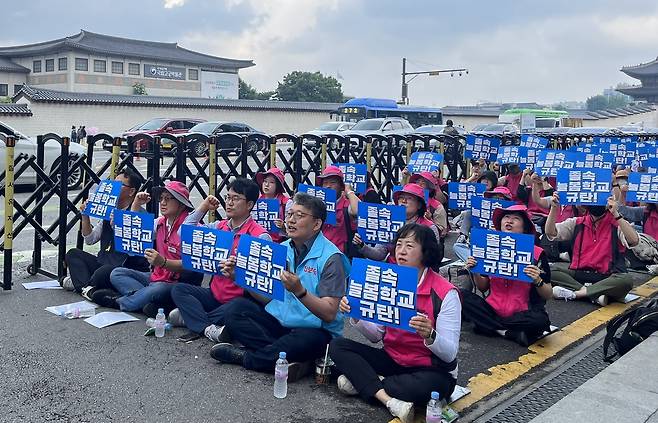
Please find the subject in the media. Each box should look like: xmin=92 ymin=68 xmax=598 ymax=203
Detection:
xmin=603 ymin=297 xmax=658 ymax=362
xmin=629 ymin=232 xmax=658 ymax=264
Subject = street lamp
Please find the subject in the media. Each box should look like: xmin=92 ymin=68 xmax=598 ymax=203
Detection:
xmin=400 ymin=57 xmax=468 ymax=105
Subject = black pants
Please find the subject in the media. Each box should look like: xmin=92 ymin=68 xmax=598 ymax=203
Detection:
xmin=223 ymin=297 xmax=332 ymax=373
xmin=64 ymin=248 xmax=115 ymax=293
xmin=329 ymin=337 xmax=456 ymax=404
xmin=461 ymin=289 xmax=550 ymax=341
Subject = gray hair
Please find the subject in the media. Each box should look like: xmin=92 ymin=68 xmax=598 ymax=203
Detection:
xmin=293 ymin=192 xmax=327 ymax=224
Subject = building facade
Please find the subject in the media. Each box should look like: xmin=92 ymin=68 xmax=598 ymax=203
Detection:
xmin=0 ymin=30 xmax=253 ymax=99
xmin=619 ymin=57 xmax=658 ymax=103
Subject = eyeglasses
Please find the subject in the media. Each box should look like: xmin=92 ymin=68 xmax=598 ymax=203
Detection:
xmin=285 ymin=210 xmax=318 ymax=221
xmin=224 ymin=194 xmax=246 ymax=204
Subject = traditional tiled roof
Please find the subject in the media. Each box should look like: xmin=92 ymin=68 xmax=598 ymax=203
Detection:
xmin=0 ymin=103 xmax=32 ymax=116
xmin=0 ymin=57 xmax=29 ymax=73
xmin=14 ymin=85 xmax=341 ymax=112
xmin=0 ymin=30 xmax=254 ymax=69
xmin=621 ymin=57 xmax=658 ymax=77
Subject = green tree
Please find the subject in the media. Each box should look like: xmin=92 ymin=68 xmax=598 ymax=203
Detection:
xmin=586 ymin=95 xmax=609 ymax=111
xmin=132 ymin=82 xmax=147 ymax=95
xmin=239 ymin=78 xmax=277 ymax=100
xmin=275 ymin=71 xmax=343 ymax=102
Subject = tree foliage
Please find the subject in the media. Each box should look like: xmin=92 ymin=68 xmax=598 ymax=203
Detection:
xmin=275 ymin=71 xmax=343 ymax=103
xmin=239 ymin=78 xmax=275 ymax=100
xmin=132 ymin=82 xmax=147 ymax=95
xmin=586 ymin=94 xmax=630 ymax=111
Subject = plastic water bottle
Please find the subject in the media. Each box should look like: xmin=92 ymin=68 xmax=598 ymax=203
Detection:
xmin=64 ymin=306 xmax=96 ymax=319
xmin=273 ymin=352 xmax=288 ymax=398
xmin=154 ymin=308 xmax=166 ymax=338
xmin=146 ymin=318 xmax=172 ymax=331
xmin=426 ymin=391 xmax=442 ymax=423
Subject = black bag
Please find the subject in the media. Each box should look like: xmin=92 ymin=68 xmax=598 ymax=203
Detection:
xmin=603 ymin=297 xmax=658 ymax=362
xmin=343 ymin=207 xmax=364 ymax=261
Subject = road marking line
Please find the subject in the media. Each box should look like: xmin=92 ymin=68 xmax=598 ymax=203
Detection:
xmin=449 ymin=277 xmax=658 ymax=413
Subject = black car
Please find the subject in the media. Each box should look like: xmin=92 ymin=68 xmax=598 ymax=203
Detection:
xmin=177 ymin=121 xmax=266 ymax=156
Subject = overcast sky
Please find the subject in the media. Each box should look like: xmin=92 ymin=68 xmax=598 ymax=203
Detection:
xmin=4 ymin=0 xmax=658 ymax=106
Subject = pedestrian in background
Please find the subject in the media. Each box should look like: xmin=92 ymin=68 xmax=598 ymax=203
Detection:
xmin=70 ymin=125 xmax=78 ymax=143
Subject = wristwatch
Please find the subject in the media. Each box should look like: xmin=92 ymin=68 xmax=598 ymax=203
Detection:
xmin=295 ymin=288 xmax=308 ymax=300
xmin=426 ymin=329 xmax=437 ymax=343
xmin=534 ymin=278 xmax=545 ymax=287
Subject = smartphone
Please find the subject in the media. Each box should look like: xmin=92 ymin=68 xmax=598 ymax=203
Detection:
xmin=177 ymin=332 xmax=201 ymax=343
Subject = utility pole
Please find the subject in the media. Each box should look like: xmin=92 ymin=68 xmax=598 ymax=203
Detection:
xmin=400 ymin=57 xmax=468 ymax=105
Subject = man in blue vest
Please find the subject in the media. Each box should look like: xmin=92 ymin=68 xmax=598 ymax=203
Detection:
xmin=210 ymin=193 xmax=350 ymax=381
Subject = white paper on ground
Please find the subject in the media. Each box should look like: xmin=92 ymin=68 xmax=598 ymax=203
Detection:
xmin=23 ymin=280 xmax=63 ymax=290
xmin=448 ymin=385 xmax=471 ymax=404
xmin=84 ymin=312 xmax=139 ymax=328
xmin=45 ymin=300 xmax=98 ymax=316
xmin=623 ymin=293 xmax=640 ymax=303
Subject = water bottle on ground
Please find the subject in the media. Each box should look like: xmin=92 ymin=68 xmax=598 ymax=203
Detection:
xmin=274 ymin=352 xmax=288 ymax=398
xmin=154 ymin=308 xmax=166 ymax=338
xmin=64 ymin=306 xmax=96 ymax=319
xmin=146 ymin=318 xmax=172 ymax=331
xmin=426 ymin=391 xmax=442 ymax=423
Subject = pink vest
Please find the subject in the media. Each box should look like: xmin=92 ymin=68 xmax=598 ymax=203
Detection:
xmin=503 ymin=173 xmax=523 ymax=202
xmin=151 ymin=211 xmax=189 ymax=283
xmin=556 ymin=205 xmax=575 ymax=223
xmin=486 ymin=245 xmax=543 ymax=318
xmin=322 ymin=196 xmax=354 ymax=253
xmin=644 ymin=209 xmax=658 ymax=240
xmin=209 ymin=218 xmax=267 ymax=303
xmin=383 ymin=269 xmax=458 ymax=368
xmin=386 ymin=216 xmax=436 ymax=263
xmin=526 ymin=187 xmax=549 ymax=217
xmin=570 ymin=213 xmax=624 ymax=274
xmin=259 ymin=193 xmax=289 ymax=243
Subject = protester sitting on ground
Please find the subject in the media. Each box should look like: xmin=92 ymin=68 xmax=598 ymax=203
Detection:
xmin=498 ymin=163 xmax=524 ymax=202
xmin=352 ymin=183 xmax=443 ymax=264
xmin=613 ymin=188 xmax=658 ymax=270
xmin=169 ymin=178 xmax=271 ymax=342
xmin=209 ymin=193 xmax=350 ymax=382
xmin=64 ymin=169 xmax=148 ymax=294
xmin=330 ymin=223 xmax=460 ymax=423
xmin=461 ymin=159 xmax=485 ymax=183
xmin=409 ymin=171 xmax=449 ymax=237
xmin=94 ymin=181 xmax=201 ymax=313
xmin=462 ymin=205 xmax=552 ymax=347
xmin=453 ymin=169 xmax=499 ymax=245
xmin=545 ymin=193 xmax=638 ymax=306
xmin=316 ymin=165 xmax=360 ymax=253
xmin=453 ymin=186 xmax=514 ymax=263
xmin=255 ymin=167 xmax=290 ymax=243
xmin=517 ymin=170 xmax=555 ymax=229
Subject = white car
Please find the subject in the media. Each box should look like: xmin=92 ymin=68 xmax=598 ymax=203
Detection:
xmin=0 ymin=121 xmax=85 ymax=189
xmin=306 ymin=121 xmax=355 ymax=136
xmin=347 ymin=117 xmax=415 ymax=137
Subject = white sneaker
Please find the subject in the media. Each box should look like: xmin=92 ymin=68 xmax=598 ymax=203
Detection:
xmin=385 ymin=398 xmax=414 ymax=423
xmin=337 ymin=375 xmax=359 ymax=396
xmin=595 ymin=295 xmax=609 ymax=307
xmin=204 ymin=324 xmax=228 ymax=343
xmin=80 ymin=286 xmax=94 ymax=301
xmin=552 ymin=286 xmax=576 ymax=301
xmin=62 ymin=276 xmax=75 ymax=291
xmin=168 ymin=308 xmax=185 ymax=327
xmin=647 ymin=264 xmax=658 ymax=275
xmin=558 ymin=252 xmax=571 ymax=262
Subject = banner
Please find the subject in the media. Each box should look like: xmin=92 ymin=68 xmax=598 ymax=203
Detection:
xmin=600 ymin=142 xmax=638 ymax=166
xmin=448 ymin=182 xmax=487 ymax=210
xmin=497 ymin=146 xmax=539 ymax=169
xmin=357 ymin=202 xmax=406 ymax=245
xmin=465 ymin=135 xmax=499 ymax=161
xmin=83 ymin=180 xmax=122 ymax=220
xmin=180 ymin=224 xmax=233 ymax=274
xmin=470 ymin=196 xmax=517 ymax=230
xmin=346 ymin=258 xmax=418 ymax=332
xmin=557 ymin=168 xmax=612 ymax=205
xmin=645 ymin=158 xmax=658 ymax=174
xmin=234 ymin=235 xmax=287 ymax=301
xmin=200 ymin=70 xmax=239 ymax=99
xmin=568 ymin=144 xmax=601 ymax=154
xmin=335 ymin=163 xmax=368 ymax=194
xmin=251 ymin=199 xmax=280 ymax=233
xmin=470 ymin=228 xmax=535 ymax=283
xmin=519 ymin=134 xmax=549 ymax=149
xmin=535 ymin=150 xmax=614 ymax=178
xmin=297 ymin=184 xmax=337 ymax=225
xmin=113 ymin=210 xmax=154 ymax=256
xmin=627 ymin=173 xmax=658 ymax=203
xmin=593 ymin=135 xmax=639 ymax=144
xmin=407 ymin=152 xmax=444 ymax=173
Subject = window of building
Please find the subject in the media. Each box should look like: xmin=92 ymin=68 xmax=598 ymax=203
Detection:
xmin=14 ymin=84 xmax=23 ymax=95
xmin=0 ymin=84 xmax=8 ymax=96
xmin=58 ymin=57 xmax=67 ymax=71
xmin=94 ymin=60 xmax=106 ymax=73
xmin=128 ymin=63 xmax=140 ymax=76
xmin=111 ymin=61 xmax=124 ymax=74
xmin=33 ymin=60 xmax=42 ymax=73
xmin=45 ymin=59 xmax=54 ymax=72
xmin=75 ymin=58 xmax=88 ymax=71
xmin=188 ymin=69 xmax=199 ymax=80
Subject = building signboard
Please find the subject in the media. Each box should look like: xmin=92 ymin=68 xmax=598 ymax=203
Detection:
xmin=201 ymin=70 xmax=238 ymax=99
xmin=143 ymin=64 xmax=185 ymax=80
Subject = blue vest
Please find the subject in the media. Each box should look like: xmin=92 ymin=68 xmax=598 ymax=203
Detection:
xmin=265 ymin=232 xmax=350 ymax=338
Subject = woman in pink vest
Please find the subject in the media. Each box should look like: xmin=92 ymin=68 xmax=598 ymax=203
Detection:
xmin=462 ymin=205 xmax=553 ymax=347
xmin=101 ymin=181 xmax=199 ymax=314
xmin=255 ymin=167 xmax=290 ymax=243
xmin=499 ymin=163 xmax=524 ymax=201
xmin=316 ymin=166 xmax=360 ymax=253
xmin=409 ymin=171 xmax=449 ymax=237
xmin=330 ymin=223 xmax=461 ymax=423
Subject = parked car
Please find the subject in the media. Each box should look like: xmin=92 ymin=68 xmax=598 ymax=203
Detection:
xmin=0 ymin=121 xmax=85 ymax=189
xmin=306 ymin=121 xmax=355 ymax=136
xmin=471 ymin=123 xmax=519 ymax=136
xmin=347 ymin=117 xmax=415 ymax=136
xmin=411 ymin=124 xmax=467 ymax=148
xmin=175 ymin=121 xmax=266 ymax=157
xmin=102 ymin=118 xmax=206 ymax=152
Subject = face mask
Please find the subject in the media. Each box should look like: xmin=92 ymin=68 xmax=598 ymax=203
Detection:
xmin=588 ymin=206 xmax=607 ymax=217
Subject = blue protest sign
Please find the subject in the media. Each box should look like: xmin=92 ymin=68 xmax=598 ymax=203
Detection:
xmin=234 ymin=235 xmax=286 ymax=301
xmin=297 ymin=184 xmax=337 ymax=225
xmin=407 ymin=152 xmax=444 ymax=173
xmin=346 ymin=258 xmax=418 ymax=332
xmin=470 ymin=228 xmax=535 ymax=283
xmin=465 ymin=135 xmax=499 ymax=161
xmin=83 ymin=180 xmax=122 ymax=220
xmin=627 ymin=173 xmax=658 ymax=203
xmin=535 ymin=150 xmax=614 ymax=178
xmin=470 ymin=196 xmax=516 ymax=230
xmin=568 ymin=144 xmax=601 ymax=154
xmin=638 ymin=144 xmax=658 ymax=163
xmin=392 ymin=185 xmax=429 ymax=205
xmin=357 ymin=202 xmax=406 ymax=245
xmin=497 ymin=146 xmax=539 ymax=169
xmin=113 ymin=210 xmax=154 ymax=256
xmin=448 ymin=182 xmax=487 ymax=210
xmin=251 ymin=199 xmax=280 ymax=233
xmin=644 ymin=158 xmax=658 ymax=174
xmin=594 ymin=136 xmax=639 ymax=144
xmin=556 ymin=168 xmax=612 ymax=205
xmin=180 ymin=224 xmax=233 ymax=274
xmin=600 ymin=142 xmax=637 ymax=166
xmin=335 ymin=163 xmax=368 ymax=194
xmin=519 ymin=134 xmax=549 ymax=149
